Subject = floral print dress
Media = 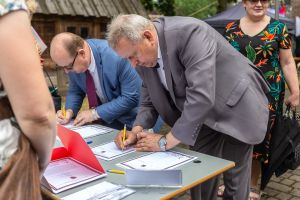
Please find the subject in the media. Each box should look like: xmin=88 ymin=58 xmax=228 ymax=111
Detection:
xmin=224 ymin=18 xmax=291 ymax=163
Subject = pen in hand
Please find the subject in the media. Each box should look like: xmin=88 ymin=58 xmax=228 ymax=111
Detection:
xmin=122 ymin=124 xmax=126 ymax=150
xmin=62 ymin=105 xmax=66 ymax=118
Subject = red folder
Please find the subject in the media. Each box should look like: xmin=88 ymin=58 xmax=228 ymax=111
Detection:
xmin=52 ymin=125 xmax=104 ymax=173
xmin=42 ymin=125 xmax=106 ymax=194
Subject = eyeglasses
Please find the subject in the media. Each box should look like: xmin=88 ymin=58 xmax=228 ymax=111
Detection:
xmin=248 ymin=0 xmax=269 ymax=4
xmin=62 ymin=51 xmax=78 ymax=70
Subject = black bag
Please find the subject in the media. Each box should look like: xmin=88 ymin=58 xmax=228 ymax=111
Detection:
xmin=261 ymin=106 xmax=300 ymax=190
xmin=272 ymin=106 xmax=300 ymax=176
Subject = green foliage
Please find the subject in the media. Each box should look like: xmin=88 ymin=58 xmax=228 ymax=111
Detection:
xmin=156 ymin=0 xmax=175 ymax=16
xmin=141 ymin=0 xmax=155 ymax=11
xmin=174 ymin=0 xmax=218 ymax=19
xmin=140 ymin=0 xmax=175 ymax=16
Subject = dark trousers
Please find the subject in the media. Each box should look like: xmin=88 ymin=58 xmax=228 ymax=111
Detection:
xmin=190 ymin=125 xmax=253 ymax=200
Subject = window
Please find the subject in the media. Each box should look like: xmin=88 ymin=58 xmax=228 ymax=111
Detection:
xmin=80 ymin=27 xmax=89 ymax=39
xmin=67 ymin=26 xmax=76 ymax=34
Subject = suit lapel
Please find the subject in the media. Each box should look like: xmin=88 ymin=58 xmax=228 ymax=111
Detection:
xmin=153 ymin=19 xmax=177 ymax=104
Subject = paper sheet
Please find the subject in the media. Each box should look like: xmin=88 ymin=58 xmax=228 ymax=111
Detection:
xmin=62 ymin=120 xmax=75 ymax=129
xmin=92 ymin=142 xmax=135 ymax=161
xmin=43 ymin=158 xmax=103 ymax=191
xmin=118 ymin=151 xmax=197 ymax=170
xmin=62 ymin=181 xmax=135 ymax=200
xmin=71 ymin=125 xmax=113 ymax=139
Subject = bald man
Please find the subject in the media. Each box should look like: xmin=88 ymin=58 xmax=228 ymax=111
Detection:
xmin=50 ymin=32 xmax=141 ymax=129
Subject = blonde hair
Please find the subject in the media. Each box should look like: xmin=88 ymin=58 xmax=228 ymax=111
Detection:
xmin=25 ymin=0 xmax=37 ymax=19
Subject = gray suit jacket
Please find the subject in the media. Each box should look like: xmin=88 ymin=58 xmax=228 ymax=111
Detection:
xmin=134 ymin=16 xmax=270 ymax=146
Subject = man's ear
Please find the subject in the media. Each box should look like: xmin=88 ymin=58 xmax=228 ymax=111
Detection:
xmin=78 ymin=48 xmax=85 ymax=58
xmin=143 ymin=30 xmax=154 ymax=42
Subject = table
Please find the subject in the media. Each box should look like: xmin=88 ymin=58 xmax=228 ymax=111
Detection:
xmin=43 ymin=127 xmax=235 ymax=200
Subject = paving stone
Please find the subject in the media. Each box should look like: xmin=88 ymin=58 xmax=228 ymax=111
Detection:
xmin=280 ymin=172 xmax=293 ymax=179
xmin=291 ymin=169 xmax=300 ymax=176
xmin=294 ymin=182 xmax=300 ymax=189
xmin=263 ymin=187 xmax=280 ymax=197
xmin=291 ymin=189 xmax=300 ymax=197
xmin=276 ymin=193 xmax=292 ymax=200
xmin=266 ymin=197 xmax=279 ymax=200
xmin=268 ymin=182 xmax=292 ymax=193
xmin=272 ymin=176 xmax=283 ymax=182
xmin=289 ymin=175 xmax=300 ymax=182
xmin=281 ymin=179 xmax=295 ymax=186
xmin=290 ymin=197 xmax=300 ymax=200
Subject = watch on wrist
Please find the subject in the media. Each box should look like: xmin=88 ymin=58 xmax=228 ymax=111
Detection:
xmin=158 ymin=136 xmax=167 ymax=151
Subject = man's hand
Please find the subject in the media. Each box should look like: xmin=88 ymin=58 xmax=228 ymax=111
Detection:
xmin=135 ymin=132 xmax=163 ymax=152
xmin=56 ymin=109 xmax=73 ymax=125
xmin=73 ymin=109 xmax=96 ymax=126
xmin=115 ymin=131 xmax=138 ymax=150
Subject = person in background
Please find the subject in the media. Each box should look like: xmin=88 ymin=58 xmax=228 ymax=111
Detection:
xmin=223 ymin=0 xmax=299 ymax=199
xmin=108 ymin=14 xmax=270 ymax=200
xmin=50 ymin=32 xmax=141 ymax=130
xmin=0 ymin=0 xmax=56 ymax=199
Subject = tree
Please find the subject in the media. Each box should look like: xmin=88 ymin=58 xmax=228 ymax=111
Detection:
xmin=174 ymin=0 xmax=218 ymax=19
xmin=140 ymin=0 xmax=175 ymax=16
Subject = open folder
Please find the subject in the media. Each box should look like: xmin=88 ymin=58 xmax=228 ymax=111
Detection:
xmin=42 ymin=125 xmax=106 ymax=194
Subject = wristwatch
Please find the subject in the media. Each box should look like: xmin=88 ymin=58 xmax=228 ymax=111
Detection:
xmin=158 ymin=136 xmax=167 ymax=151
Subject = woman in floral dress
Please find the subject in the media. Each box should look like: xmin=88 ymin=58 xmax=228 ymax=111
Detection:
xmin=222 ymin=0 xmax=299 ymax=199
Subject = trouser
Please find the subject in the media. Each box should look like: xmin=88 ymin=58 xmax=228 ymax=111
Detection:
xmin=190 ymin=125 xmax=253 ymax=200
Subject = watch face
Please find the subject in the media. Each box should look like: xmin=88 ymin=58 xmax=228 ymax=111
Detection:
xmin=159 ymin=136 xmax=167 ymax=150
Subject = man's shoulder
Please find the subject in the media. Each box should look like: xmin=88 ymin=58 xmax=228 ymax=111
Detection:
xmin=86 ymin=39 xmax=108 ymax=46
xmin=155 ymin=16 xmax=206 ymax=30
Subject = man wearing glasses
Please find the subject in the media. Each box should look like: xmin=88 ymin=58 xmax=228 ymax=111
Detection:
xmin=50 ymin=32 xmax=141 ymax=130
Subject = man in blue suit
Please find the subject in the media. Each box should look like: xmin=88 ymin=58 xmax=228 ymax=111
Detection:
xmin=50 ymin=32 xmax=141 ymax=129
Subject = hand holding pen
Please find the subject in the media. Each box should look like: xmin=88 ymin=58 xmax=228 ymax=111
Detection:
xmin=114 ymin=125 xmax=140 ymax=150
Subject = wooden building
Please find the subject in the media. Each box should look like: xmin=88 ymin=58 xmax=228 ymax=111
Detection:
xmin=32 ymin=0 xmax=147 ymax=94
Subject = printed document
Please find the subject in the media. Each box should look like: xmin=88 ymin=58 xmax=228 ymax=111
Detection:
xmin=43 ymin=158 xmax=105 ymax=193
xmin=118 ymin=151 xmax=197 ymax=170
xmin=62 ymin=181 xmax=135 ymax=200
xmin=71 ymin=125 xmax=113 ymax=139
xmin=92 ymin=141 xmax=135 ymax=161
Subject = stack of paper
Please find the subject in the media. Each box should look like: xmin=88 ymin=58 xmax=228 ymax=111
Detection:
xmin=62 ymin=181 xmax=135 ymax=200
xmin=42 ymin=158 xmax=105 ymax=193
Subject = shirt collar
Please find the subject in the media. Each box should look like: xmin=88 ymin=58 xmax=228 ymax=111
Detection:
xmin=157 ymin=37 xmax=162 ymax=61
xmin=87 ymin=44 xmax=96 ymax=73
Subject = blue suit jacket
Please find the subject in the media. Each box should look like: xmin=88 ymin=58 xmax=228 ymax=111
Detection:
xmin=65 ymin=39 xmax=141 ymax=128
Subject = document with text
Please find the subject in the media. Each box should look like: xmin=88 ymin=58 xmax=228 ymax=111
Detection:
xmin=92 ymin=141 xmax=135 ymax=161
xmin=71 ymin=125 xmax=113 ymax=139
xmin=42 ymin=158 xmax=106 ymax=193
xmin=117 ymin=151 xmax=197 ymax=170
xmin=62 ymin=181 xmax=135 ymax=200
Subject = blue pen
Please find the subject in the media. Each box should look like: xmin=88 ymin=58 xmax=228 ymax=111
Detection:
xmin=86 ymin=140 xmax=93 ymax=144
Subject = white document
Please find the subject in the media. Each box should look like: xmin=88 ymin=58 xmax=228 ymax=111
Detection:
xmin=62 ymin=120 xmax=75 ymax=129
xmin=62 ymin=181 xmax=135 ymax=200
xmin=71 ymin=125 xmax=113 ymax=139
xmin=92 ymin=142 xmax=135 ymax=161
xmin=43 ymin=158 xmax=105 ymax=193
xmin=118 ymin=151 xmax=197 ymax=170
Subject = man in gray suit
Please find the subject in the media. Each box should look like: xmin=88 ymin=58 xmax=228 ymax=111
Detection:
xmin=107 ymin=14 xmax=270 ymax=200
